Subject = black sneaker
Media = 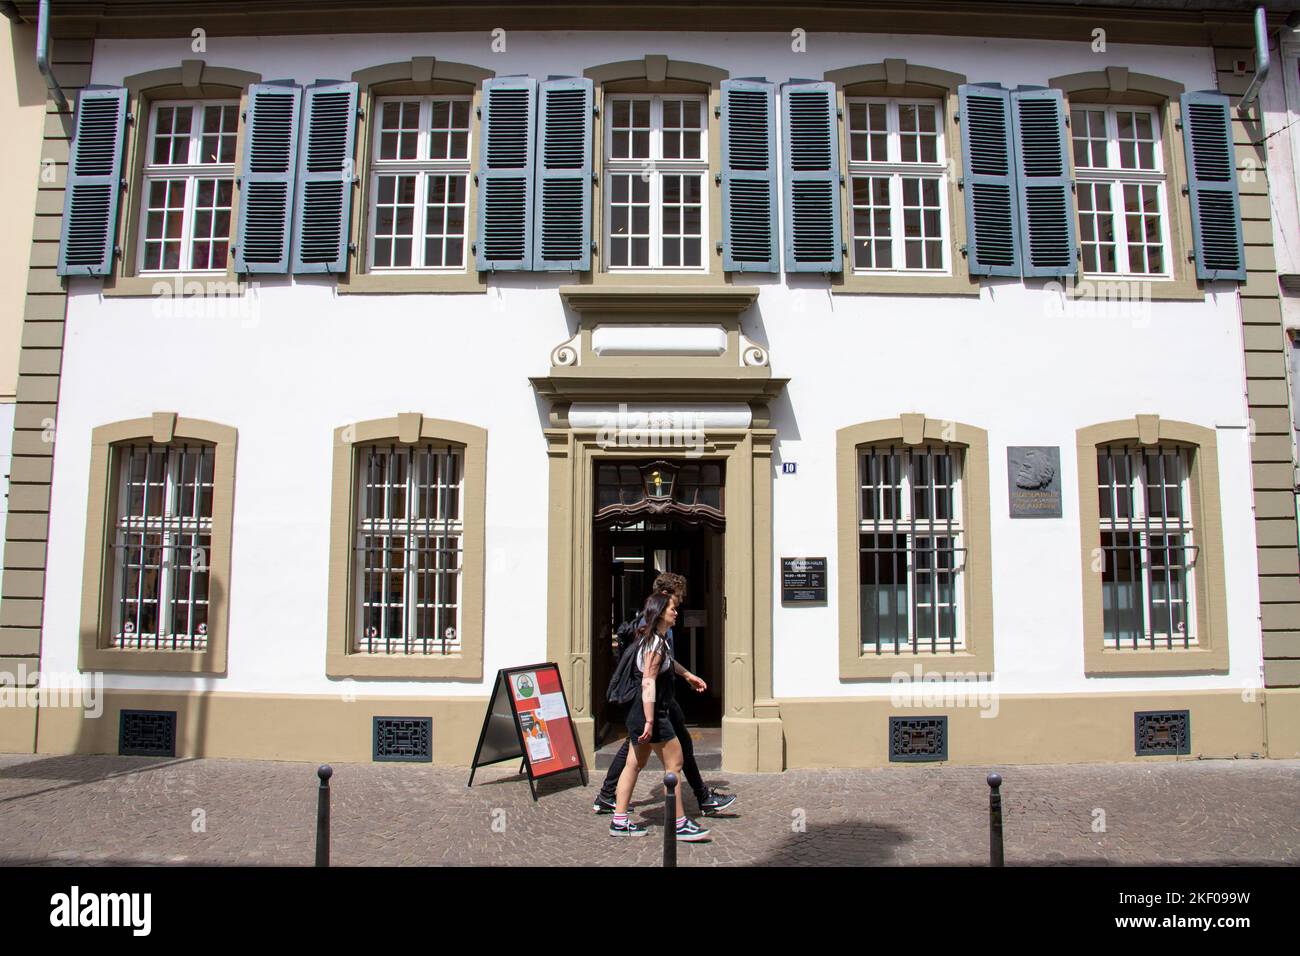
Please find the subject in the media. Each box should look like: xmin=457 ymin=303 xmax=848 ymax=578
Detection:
xmin=675 ymin=818 xmax=711 ymax=842
xmin=592 ymin=793 xmax=616 ymax=814
xmin=609 ymin=818 xmax=648 ymax=837
xmin=697 ymin=789 xmax=737 ymax=815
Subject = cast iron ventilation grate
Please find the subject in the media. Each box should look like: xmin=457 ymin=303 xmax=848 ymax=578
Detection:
xmin=1134 ymin=710 xmax=1190 ymax=756
xmin=119 ymin=709 xmax=177 ymax=757
xmin=373 ymin=717 xmax=433 ymax=762
xmin=888 ymin=716 xmax=948 ymax=762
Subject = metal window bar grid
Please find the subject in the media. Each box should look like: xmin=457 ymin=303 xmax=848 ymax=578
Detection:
xmin=355 ymin=444 xmax=464 ymax=655
xmin=112 ymin=443 xmax=213 ymax=650
xmin=858 ymin=444 xmax=965 ymax=655
xmin=1098 ymin=444 xmax=1196 ymax=649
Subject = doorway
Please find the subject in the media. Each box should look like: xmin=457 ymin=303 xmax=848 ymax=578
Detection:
xmin=590 ymin=459 xmax=725 ymax=745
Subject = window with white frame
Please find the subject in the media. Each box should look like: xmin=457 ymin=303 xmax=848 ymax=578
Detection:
xmin=1070 ymin=105 xmax=1170 ymax=277
xmin=846 ymin=98 xmax=949 ymax=272
xmin=354 ymin=444 xmax=464 ymax=655
xmin=858 ymin=444 xmax=965 ymax=652
xmin=1097 ymin=444 xmax=1198 ymax=648
xmin=604 ymin=94 xmax=708 ymax=270
xmin=368 ymin=96 xmax=472 ymax=271
xmin=139 ymin=100 xmax=239 ymax=272
xmin=111 ymin=443 xmax=214 ymax=650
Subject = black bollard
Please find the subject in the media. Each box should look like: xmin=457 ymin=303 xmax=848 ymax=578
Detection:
xmin=316 ymin=764 xmax=333 ymax=868
xmin=987 ymin=772 xmax=1004 ymax=867
xmin=663 ymin=772 xmax=678 ymax=868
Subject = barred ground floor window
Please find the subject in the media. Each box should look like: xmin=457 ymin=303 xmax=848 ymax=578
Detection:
xmin=353 ymin=443 xmax=464 ymax=655
xmin=1097 ymin=443 xmax=1197 ymax=648
xmin=111 ymin=442 xmax=214 ymax=651
xmin=857 ymin=443 xmax=966 ymax=653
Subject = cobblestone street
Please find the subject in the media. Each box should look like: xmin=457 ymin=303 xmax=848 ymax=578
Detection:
xmin=0 ymin=754 xmax=1296 ymax=866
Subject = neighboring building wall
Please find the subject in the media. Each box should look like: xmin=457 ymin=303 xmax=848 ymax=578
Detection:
xmin=4 ymin=26 xmax=1295 ymax=766
xmin=0 ymin=29 xmax=86 ymax=752
xmin=0 ymin=20 xmax=52 ymax=624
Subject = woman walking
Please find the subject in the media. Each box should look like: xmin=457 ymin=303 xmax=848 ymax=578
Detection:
xmin=609 ymin=591 xmax=710 ymax=841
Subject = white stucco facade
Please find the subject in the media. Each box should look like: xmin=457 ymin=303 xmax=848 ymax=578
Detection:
xmin=33 ymin=32 xmax=1264 ymax=705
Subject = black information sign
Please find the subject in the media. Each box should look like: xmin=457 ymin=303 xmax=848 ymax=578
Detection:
xmin=782 ymin=557 xmax=827 ymax=603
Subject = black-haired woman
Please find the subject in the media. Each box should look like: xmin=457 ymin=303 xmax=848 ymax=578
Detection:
xmin=609 ymin=591 xmax=710 ymax=842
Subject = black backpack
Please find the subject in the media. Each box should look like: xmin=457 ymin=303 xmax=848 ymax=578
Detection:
xmin=606 ymin=622 xmax=642 ymax=706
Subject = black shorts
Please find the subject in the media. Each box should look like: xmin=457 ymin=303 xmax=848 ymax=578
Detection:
xmin=625 ymin=704 xmax=675 ymax=744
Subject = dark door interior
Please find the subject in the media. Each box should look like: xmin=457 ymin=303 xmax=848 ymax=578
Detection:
xmin=590 ymin=460 xmax=726 ymax=745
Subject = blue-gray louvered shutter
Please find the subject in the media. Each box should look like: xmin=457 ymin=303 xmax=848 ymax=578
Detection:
xmin=58 ymin=86 xmax=128 ymax=276
xmin=291 ymin=80 xmax=358 ymax=274
xmin=957 ymin=84 xmax=1021 ymax=277
xmin=1180 ymin=90 xmax=1246 ymax=281
xmin=1011 ymin=87 xmax=1077 ymax=277
xmin=477 ymin=76 xmax=536 ymax=271
xmin=780 ymin=79 xmax=842 ymax=273
xmin=532 ymin=77 xmax=592 ymax=271
xmin=235 ymin=81 xmax=301 ymax=274
xmin=721 ymin=78 xmax=778 ymax=273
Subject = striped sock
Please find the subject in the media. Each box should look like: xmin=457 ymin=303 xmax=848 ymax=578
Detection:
xmin=613 ymin=813 xmax=628 ymax=826
xmin=676 ymin=816 xmax=687 ymax=827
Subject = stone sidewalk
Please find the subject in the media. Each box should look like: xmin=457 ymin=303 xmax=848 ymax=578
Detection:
xmin=0 ymin=753 xmax=1296 ymax=866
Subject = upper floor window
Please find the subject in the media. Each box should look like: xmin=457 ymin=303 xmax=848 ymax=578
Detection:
xmin=354 ymin=443 xmax=464 ymax=655
xmin=858 ymin=444 xmax=965 ymax=652
xmin=139 ymin=100 xmax=239 ymax=272
xmin=1097 ymin=443 xmax=1197 ymax=649
xmin=846 ymin=98 xmax=948 ymax=273
xmin=604 ymin=94 xmax=708 ymax=271
xmin=1070 ymin=105 xmax=1169 ymax=277
xmin=111 ymin=442 xmax=215 ymax=650
xmin=368 ymin=95 xmax=472 ymax=272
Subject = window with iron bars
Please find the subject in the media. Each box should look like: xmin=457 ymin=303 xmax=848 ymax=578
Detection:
xmin=858 ymin=444 xmax=965 ymax=653
xmin=1097 ymin=444 xmax=1197 ymax=648
xmin=111 ymin=443 xmax=214 ymax=650
xmin=354 ymin=444 xmax=463 ymax=655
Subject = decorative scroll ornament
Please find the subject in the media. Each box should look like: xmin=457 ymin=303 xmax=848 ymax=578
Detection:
xmin=551 ymin=336 xmax=579 ymax=367
xmin=742 ymin=345 xmax=768 ymax=367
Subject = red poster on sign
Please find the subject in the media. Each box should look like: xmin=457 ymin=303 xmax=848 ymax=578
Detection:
xmin=506 ymin=665 xmax=582 ymax=779
xmin=468 ymin=663 xmax=586 ymax=800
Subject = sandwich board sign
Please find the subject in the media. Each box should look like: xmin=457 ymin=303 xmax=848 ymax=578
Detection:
xmin=468 ymin=663 xmax=586 ymax=800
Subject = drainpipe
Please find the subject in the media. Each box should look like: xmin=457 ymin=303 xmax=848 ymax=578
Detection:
xmin=35 ymin=0 xmax=68 ymax=114
xmin=1238 ymin=5 xmax=1270 ymax=114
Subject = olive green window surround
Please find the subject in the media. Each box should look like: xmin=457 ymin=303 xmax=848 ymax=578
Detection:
xmin=326 ymin=414 xmax=486 ymax=679
xmin=580 ymin=56 xmax=730 ymax=287
xmin=79 ymin=414 xmax=237 ymax=674
xmin=1077 ymin=416 xmax=1229 ymax=675
xmin=102 ymin=61 xmax=262 ymax=297
xmin=341 ymin=58 xmax=493 ymax=294
xmin=1049 ymin=68 xmax=1202 ymax=301
xmin=835 ymin=414 xmax=994 ymax=679
xmin=824 ymin=61 xmax=979 ymax=297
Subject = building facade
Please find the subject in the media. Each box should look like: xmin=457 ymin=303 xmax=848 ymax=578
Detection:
xmin=1 ymin=0 xmax=1297 ymax=770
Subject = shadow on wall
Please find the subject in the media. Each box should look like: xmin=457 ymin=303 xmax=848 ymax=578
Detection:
xmin=7 ymin=23 xmax=47 ymax=110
